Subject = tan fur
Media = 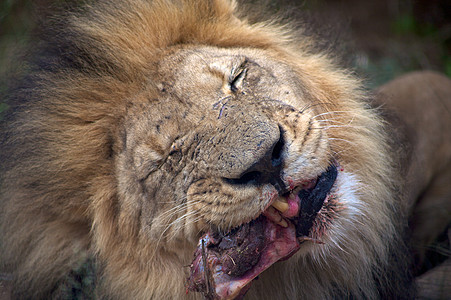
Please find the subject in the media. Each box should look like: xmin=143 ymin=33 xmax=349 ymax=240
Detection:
xmin=376 ymin=71 xmax=451 ymax=263
xmin=1 ymin=0 xmax=450 ymax=299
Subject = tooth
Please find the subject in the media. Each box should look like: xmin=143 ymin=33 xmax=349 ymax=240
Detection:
xmin=276 ymin=218 xmax=288 ymax=228
xmin=272 ymin=198 xmax=289 ymax=213
xmin=265 ymin=206 xmax=288 ymax=228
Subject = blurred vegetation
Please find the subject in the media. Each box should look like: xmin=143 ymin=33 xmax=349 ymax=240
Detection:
xmin=0 ymin=0 xmax=72 ymax=118
xmin=247 ymin=0 xmax=450 ymax=87
xmin=0 ymin=0 xmax=34 ymax=118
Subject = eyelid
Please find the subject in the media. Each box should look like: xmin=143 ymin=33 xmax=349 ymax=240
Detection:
xmin=229 ymin=67 xmax=247 ymax=92
xmin=208 ymin=57 xmax=247 ymax=93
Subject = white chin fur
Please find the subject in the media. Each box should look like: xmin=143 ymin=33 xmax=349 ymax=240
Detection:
xmin=295 ymin=170 xmax=366 ymax=257
xmin=324 ymin=170 xmax=367 ymax=241
xmin=333 ymin=170 xmax=364 ymax=214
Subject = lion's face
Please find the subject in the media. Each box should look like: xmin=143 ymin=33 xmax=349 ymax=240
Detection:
xmin=111 ymin=44 xmax=389 ymax=298
xmin=116 ymin=45 xmax=355 ymax=250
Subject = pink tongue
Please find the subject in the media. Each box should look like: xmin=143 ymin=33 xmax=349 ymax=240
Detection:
xmin=186 ymin=217 xmax=300 ymax=299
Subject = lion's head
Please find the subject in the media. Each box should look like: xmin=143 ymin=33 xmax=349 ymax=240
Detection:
xmin=0 ymin=0 xmax=412 ymax=299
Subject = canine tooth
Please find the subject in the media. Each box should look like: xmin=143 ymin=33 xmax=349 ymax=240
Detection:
xmin=276 ymin=218 xmax=288 ymax=228
xmin=272 ymin=198 xmax=289 ymax=213
xmin=265 ymin=206 xmax=287 ymax=227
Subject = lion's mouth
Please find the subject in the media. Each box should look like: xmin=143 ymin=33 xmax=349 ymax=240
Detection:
xmin=187 ymin=165 xmax=338 ymax=299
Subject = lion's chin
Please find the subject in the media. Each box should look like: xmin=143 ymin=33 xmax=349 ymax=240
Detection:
xmin=186 ymin=165 xmax=338 ymax=299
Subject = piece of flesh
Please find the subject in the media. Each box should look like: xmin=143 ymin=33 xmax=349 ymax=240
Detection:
xmin=186 ymin=216 xmax=299 ymax=300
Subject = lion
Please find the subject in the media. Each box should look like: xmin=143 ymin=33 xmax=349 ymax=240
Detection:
xmin=1 ymin=0 xmax=450 ymax=299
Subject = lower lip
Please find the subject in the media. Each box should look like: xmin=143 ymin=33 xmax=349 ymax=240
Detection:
xmin=282 ymin=194 xmax=301 ymax=218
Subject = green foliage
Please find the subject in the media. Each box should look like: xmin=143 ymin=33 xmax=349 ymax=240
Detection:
xmin=444 ymin=56 xmax=451 ymax=78
xmin=388 ymin=12 xmax=450 ymax=81
xmin=0 ymin=0 xmax=34 ymax=36
xmin=392 ymin=13 xmax=438 ymax=37
xmin=0 ymin=0 xmax=18 ymax=23
xmin=354 ymin=54 xmax=410 ymax=89
xmin=392 ymin=14 xmax=417 ymax=35
xmin=0 ymin=103 xmax=8 ymax=115
xmin=0 ymin=1 xmax=34 ymax=121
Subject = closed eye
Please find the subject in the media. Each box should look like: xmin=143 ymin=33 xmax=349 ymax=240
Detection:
xmin=229 ymin=68 xmax=246 ymax=92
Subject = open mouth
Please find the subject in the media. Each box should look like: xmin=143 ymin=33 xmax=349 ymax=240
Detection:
xmin=186 ymin=165 xmax=338 ymax=299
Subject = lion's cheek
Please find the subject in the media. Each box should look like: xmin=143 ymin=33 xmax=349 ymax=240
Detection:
xmin=282 ymin=119 xmax=332 ymax=181
xmin=186 ymin=180 xmax=275 ymax=231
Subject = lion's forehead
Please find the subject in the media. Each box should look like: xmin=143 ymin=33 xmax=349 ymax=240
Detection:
xmin=155 ymin=46 xmax=308 ymax=109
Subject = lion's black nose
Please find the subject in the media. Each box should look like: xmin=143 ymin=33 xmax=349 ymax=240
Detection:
xmin=224 ymin=127 xmax=287 ymax=193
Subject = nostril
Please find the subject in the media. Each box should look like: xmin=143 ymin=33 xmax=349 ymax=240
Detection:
xmin=224 ymin=171 xmax=262 ymax=185
xmin=271 ymin=131 xmax=284 ymax=167
xmin=223 ymin=125 xmax=285 ymax=187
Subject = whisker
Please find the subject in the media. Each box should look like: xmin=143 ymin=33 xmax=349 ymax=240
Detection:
xmin=300 ymin=102 xmax=332 ymax=114
xmin=157 ymin=197 xmax=196 ymax=220
xmin=166 ymin=211 xmax=203 ymax=241
xmin=319 ymin=125 xmax=361 ymax=130
xmin=154 ymin=208 xmax=201 ymax=251
xmin=311 ymin=111 xmax=353 ymax=120
xmin=328 ymin=137 xmax=359 ymax=147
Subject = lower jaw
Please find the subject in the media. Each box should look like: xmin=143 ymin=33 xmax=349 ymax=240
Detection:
xmin=186 ymin=165 xmax=338 ymax=299
xmin=186 ymin=216 xmax=299 ymax=300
